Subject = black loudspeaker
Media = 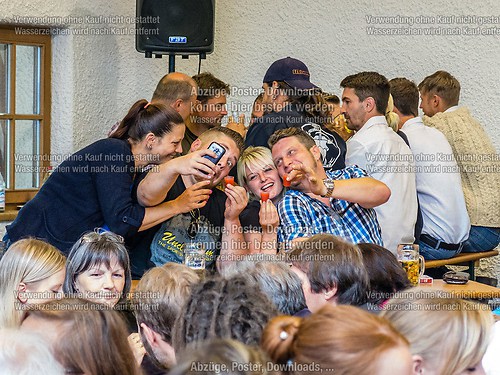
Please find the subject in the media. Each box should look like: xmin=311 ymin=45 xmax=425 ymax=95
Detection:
xmin=136 ymin=0 xmax=214 ymax=55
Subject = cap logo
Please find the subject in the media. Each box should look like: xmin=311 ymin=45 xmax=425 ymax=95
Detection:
xmin=292 ymin=69 xmax=310 ymax=77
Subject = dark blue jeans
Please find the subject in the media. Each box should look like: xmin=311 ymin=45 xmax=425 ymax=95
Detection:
xmin=462 ymin=226 xmax=500 ymax=253
xmin=419 ymin=240 xmax=463 ymax=260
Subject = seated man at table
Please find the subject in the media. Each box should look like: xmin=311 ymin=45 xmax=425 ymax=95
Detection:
xmin=269 ymin=127 xmax=390 ymax=246
xmin=390 ymin=77 xmax=470 ymax=260
xmin=419 ymin=70 xmax=500 ymax=253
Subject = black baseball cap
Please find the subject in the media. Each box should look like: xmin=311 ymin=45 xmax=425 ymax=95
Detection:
xmin=263 ymin=57 xmax=319 ymax=90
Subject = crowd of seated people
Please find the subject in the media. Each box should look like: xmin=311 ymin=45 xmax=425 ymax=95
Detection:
xmin=0 ymin=60 xmax=498 ymax=374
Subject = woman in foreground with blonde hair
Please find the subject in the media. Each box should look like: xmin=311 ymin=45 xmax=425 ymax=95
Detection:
xmin=0 ymin=238 xmax=66 ymax=329
xmin=381 ymin=297 xmax=493 ymax=375
xmin=261 ymin=304 xmax=415 ymax=375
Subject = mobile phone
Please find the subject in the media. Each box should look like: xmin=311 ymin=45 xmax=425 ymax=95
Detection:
xmin=203 ymin=142 xmax=226 ymax=165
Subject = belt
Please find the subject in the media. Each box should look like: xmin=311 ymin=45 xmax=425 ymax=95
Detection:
xmin=420 ymin=233 xmax=462 ymax=251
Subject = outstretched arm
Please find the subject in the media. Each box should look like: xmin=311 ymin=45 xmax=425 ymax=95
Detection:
xmin=137 ymin=150 xmax=216 ymax=207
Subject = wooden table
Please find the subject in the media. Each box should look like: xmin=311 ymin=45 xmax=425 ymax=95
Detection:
xmin=415 ymin=279 xmax=500 ymax=300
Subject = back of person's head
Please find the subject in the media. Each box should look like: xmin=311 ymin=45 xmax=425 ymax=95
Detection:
xmin=133 ymin=263 xmax=200 ymax=344
xmin=261 ymin=304 xmax=410 ymax=375
xmin=268 ymin=127 xmax=316 ymax=150
xmin=173 ymin=276 xmax=278 ymax=353
xmin=418 ymin=70 xmax=460 ymax=107
xmin=389 ymin=77 xmax=419 ymax=117
xmin=357 ymin=243 xmax=411 ymax=305
xmin=382 ymin=297 xmax=493 ymax=375
xmin=109 ymin=99 xmax=184 ymax=142
xmin=237 ymin=146 xmax=279 ymax=201
xmin=245 ymin=261 xmax=307 ymax=315
xmin=197 ymin=126 xmax=245 ymax=155
xmin=21 ymin=298 xmax=142 ymax=375
xmin=290 ymin=234 xmax=369 ymax=306
xmin=169 ymin=338 xmax=278 ymax=375
xmin=0 ymin=328 xmax=64 ymax=375
xmin=192 ymin=72 xmax=230 ymax=104
xmin=63 ymin=229 xmax=131 ymax=306
xmin=152 ymin=72 xmax=196 ymax=103
xmin=340 ymin=71 xmax=390 ymax=115
xmin=0 ymin=238 xmax=65 ymax=328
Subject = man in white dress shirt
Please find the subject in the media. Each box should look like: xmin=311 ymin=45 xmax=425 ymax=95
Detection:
xmin=341 ymin=72 xmax=418 ymax=254
xmin=390 ymin=77 xmax=470 ymax=260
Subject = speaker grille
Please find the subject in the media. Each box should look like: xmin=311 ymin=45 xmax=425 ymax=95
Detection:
xmin=136 ymin=0 xmax=214 ymax=54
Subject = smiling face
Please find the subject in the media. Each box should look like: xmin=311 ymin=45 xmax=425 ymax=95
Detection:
xmin=271 ymin=136 xmax=318 ymax=189
xmin=75 ymin=256 xmax=125 ymax=307
xmin=153 ymin=124 xmax=185 ymax=163
xmin=245 ymin=163 xmax=283 ymax=201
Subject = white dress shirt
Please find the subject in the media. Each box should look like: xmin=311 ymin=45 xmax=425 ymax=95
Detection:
xmin=346 ymin=116 xmax=418 ymax=254
xmin=401 ymin=117 xmax=470 ymax=244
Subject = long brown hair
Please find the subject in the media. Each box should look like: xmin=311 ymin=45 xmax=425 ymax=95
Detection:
xmin=110 ymin=99 xmax=183 ymax=142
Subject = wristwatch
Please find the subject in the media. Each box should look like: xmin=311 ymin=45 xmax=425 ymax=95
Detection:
xmin=321 ymin=178 xmax=335 ymax=198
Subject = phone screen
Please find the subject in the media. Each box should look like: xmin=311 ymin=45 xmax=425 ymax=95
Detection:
xmin=203 ymin=142 xmax=226 ymax=165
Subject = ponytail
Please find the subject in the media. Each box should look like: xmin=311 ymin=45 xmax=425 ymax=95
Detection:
xmin=261 ymin=315 xmax=301 ymax=365
xmin=110 ymin=99 xmax=183 ymax=142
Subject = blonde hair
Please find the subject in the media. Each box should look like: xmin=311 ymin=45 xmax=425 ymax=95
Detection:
xmin=0 ymin=238 xmax=66 ymax=329
xmin=385 ymin=94 xmax=400 ymax=132
xmin=261 ymin=304 xmax=408 ymax=375
xmin=381 ymin=297 xmax=493 ymax=375
xmin=237 ymin=146 xmax=282 ymax=201
xmin=0 ymin=328 xmax=65 ymax=374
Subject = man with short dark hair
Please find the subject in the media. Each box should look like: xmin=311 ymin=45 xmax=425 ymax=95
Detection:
xmin=419 ymin=70 xmax=500 ymax=252
xmin=269 ymin=127 xmax=390 ymax=246
xmin=390 ymin=77 xmax=470 ymax=260
xmin=128 ymin=127 xmax=247 ymax=277
xmin=341 ymin=71 xmax=418 ymax=254
xmin=182 ymin=72 xmax=231 ymax=153
xmin=289 ymin=234 xmax=370 ymax=311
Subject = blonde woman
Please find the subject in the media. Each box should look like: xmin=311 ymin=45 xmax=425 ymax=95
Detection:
xmin=0 ymin=238 xmax=66 ymax=329
xmin=237 ymin=146 xmax=282 ymax=255
xmin=382 ymin=297 xmax=493 ymax=375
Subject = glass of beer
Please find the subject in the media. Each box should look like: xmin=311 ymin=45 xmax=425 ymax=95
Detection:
xmin=397 ymin=244 xmax=425 ymax=286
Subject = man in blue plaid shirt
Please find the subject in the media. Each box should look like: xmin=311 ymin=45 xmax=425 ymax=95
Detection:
xmin=269 ymin=128 xmax=390 ymax=246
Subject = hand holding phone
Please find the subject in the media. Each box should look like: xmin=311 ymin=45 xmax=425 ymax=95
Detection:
xmin=203 ymin=142 xmax=226 ymax=165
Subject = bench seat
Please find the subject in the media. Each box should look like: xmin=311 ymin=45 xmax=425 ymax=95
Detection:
xmin=425 ymin=250 xmax=499 ymax=280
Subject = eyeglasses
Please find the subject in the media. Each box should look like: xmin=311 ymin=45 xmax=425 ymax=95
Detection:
xmin=80 ymin=228 xmax=124 ymax=244
xmin=187 ymin=210 xmax=200 ymax=239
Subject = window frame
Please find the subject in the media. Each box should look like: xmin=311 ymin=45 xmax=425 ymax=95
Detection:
xmin=0 ymin=27 xmax=51 ymax=206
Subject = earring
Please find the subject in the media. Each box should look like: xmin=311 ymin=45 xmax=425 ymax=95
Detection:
xmin=148 ymin=144 xmax=153 ymax=150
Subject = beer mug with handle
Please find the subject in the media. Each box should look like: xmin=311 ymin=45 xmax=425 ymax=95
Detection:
xmin=397 ymin=244 xmax=425 ymax=286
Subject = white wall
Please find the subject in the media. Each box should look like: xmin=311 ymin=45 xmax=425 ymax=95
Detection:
xmin=1 ymin=0 xmax=499 ymax=275
xmin=2 ymin=0 xmax=499 ymax=152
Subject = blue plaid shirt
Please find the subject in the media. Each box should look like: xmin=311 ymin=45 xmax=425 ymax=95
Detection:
xmin=278 ymin=166 xmax=383 ymax=245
